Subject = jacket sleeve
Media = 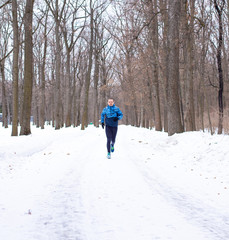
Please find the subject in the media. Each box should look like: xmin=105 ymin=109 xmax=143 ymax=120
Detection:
xmin=117 ymin=108 xmax=123 ymax=120
xmin=101 ymin=108 xmax=106 ymax=123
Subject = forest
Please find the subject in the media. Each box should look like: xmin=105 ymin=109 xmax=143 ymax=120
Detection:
xmin=0 ymin=0 xmax=228 ymax=136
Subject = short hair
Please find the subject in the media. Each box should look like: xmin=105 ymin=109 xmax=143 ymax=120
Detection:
xmin=108 ymin=98 xmax=114 ymax=101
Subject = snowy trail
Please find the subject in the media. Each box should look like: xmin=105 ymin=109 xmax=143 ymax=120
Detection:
xmin=128 ymin=146 xmax=229 ymax=240
xmin=120 ymin=128 xmax=229 ymax=240
xmin=72 ymin=127 xmax=226 ymax=240
xmin=133 ymin=166 xmax=229 ymax=240
xmin=0 ymin=125 xmax=229 ymax=240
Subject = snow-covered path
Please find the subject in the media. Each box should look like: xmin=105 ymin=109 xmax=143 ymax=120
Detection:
xmin=0 ymin=125 xmax=229 ymax=240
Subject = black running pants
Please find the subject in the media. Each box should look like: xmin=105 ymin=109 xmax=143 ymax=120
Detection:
xmin=105 ymin=125 xmax=118 ymax=153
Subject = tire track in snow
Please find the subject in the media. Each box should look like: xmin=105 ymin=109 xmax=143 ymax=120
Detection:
xmin=122 ymin=130 xmax=229 ymax=240
xmin=135 ymin=166 xmax=229 ymax=240
xmin=77 ymin=127 xmax=213 ymax=240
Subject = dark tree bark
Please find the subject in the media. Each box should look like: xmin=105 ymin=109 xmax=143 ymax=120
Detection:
xmin=72 ymin=46 xmax=81 ymax=127
xmin=20 ymin=0 xmax=34 ymax=136
xmin=11 ymin=0 xmax=19 ymax=136
xmin=0 ymin=0 xmax=11 ymax=9
xmin=0 ymin=61 xmax=8 ymax=128
xmin=214 ymin=0 xmax=225 ymax=134
xmin=167 ymin=0 xmax=183 ymax=136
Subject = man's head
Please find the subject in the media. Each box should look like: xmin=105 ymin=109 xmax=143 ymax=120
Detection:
xmin=108 ymin=98 xmax=114 ymax=106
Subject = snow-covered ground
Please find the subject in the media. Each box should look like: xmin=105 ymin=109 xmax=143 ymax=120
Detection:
xmin=0 ymin=124 xmax=229 ymax=240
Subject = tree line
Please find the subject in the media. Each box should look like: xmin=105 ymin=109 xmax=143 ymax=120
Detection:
xmin=0 ymin=0 xmax=228 ymax=136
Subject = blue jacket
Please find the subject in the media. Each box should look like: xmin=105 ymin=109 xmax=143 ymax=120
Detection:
xmin=101 ymin=104 xmax=123 ymax=127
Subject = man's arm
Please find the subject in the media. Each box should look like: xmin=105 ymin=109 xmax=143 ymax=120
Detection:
xmin=117 ymin=108 xmax=123 ymax=120
xmin=101 ymin=108 xmax=106 ymax=123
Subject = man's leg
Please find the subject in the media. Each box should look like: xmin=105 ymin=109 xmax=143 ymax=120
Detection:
xmin=111 ymin=126 xmax=118 ymax=149
xmin=105 ymin=125 xmax=112 ymax=153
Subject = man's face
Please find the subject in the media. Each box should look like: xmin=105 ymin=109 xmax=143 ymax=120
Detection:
xmin=108 ymin=99 xmax=114 ymax=106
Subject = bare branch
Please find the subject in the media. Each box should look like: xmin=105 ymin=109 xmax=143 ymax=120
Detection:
xmin=133 ymin=10 xmax=165 ymax=40
xmin=0 ymin=0 xmax=11 ymax=9
xmin=208 ymin=75 xmax=218 ymax=89
xmin=0 ymin=48 xmax=13 ymax=63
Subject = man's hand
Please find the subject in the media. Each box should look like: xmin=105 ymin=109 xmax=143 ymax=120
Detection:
xmin=113 ymin=117 xmax=118 ymax=121
xmin=102 ymin=122 xmax=104 ymax=129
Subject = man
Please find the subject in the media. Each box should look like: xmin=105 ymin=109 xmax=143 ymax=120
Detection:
xmin=101 ymin=98 xmax=123 ymax=159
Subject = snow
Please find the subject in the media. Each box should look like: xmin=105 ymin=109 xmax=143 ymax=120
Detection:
xmin=0 ymin=124 xmax=229 ymax=240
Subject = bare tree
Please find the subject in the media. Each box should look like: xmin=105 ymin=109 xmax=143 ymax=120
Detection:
xmin=214 ymin=0 xmax=225 ymax=134
xmin=19 ymin=2 xmax=33 ymax=133
xmin=111 ymin=2 xmax=141 ymax=126
xmin=45 ymin=0 xmax=67 ymax=129
xmin=61 ymin=0 xmax=86 ymax=127
xmin=0 ymin=60 xmax=8 ymax=128
xmin=39 ymin=8 xmax=49 ymax=129
xmin=0 ymin=5 xmax=11 ymax=128
xmin=159 ymin=0 xmax=169 ymax=132
xmin=81 ymin=0 xmax=94 ymax=130
xmin=183 ymin=0 xmax=196 ymax=131
xmin=20 ymin=0 xmax=35 ymax=135
xmin=145 ymin=0 xmax=162 ymax=131
xmin=93 ymin=4 xmax=110 ymax=127
xmin=93 ymin=27 xmax=100 ymax=127
xmin=167 ymin=0 xmax=183 ymax=136
xmin=197 ymin=0 xmax=213 ymax=134
xmin=1 ymin=0 xmax=228 ymax=136
xmin=11 ymin=0 xmax=19 ymax=135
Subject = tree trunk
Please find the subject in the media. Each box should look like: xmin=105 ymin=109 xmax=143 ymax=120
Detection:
xmin=11 ymin=0 xmax=19 ymax=136
xmin=160 ymin=0 xmax=169 ymax=132
xmin=0 ymin=61 xmax=8 ymax=128
xmin=81 ymin=1 xmax=93 ymax=130
xmin=126 ymin=53 xmax=139 ymax=127
xmin=199 ymin=3 xmax=207 ymax=131
xmin=145 ymin=0 xmax=162 ymax=131
xmin=34 ymin=71 xmax=39 ymax=127
xmin=151 ymin=0 xmax=162 ymax=131
xmin=167 ymin=0 xmax=183 ymax=136
xmin=54 ymin=17 xmax=61 ymax=130
xmin=214 ymin=0 xmax=225 ymax=134
xmin=101 ymin=55 xmax=107 ymax=109
xmin=184 ymin=0 xmax=196 ymax=131
xmin=93 ymin=48 xmax=99 ymax=127
xmin=20 ymin=0 xmax=34 ymax=136
xmin=51 ymin=59 xmax=55 ymax=128
xmin=76 ymin=84 xmax=82 ymax=127
xmin=65 ymin=52 xmax=72 ymax=127
xmin=40 ymin=12 xmax=48 ymax=129
xmin=146 ymin=66 xmax=155 ymax=128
